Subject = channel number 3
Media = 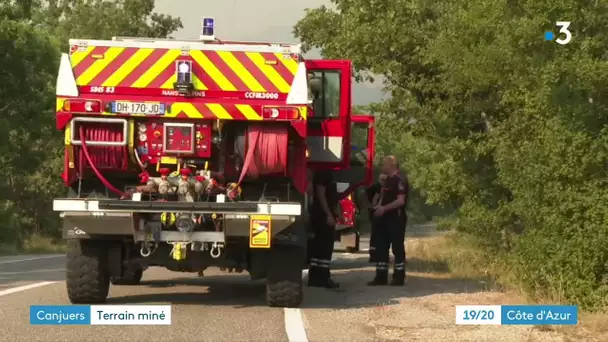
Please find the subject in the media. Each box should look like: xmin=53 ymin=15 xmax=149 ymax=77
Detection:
xmin=555 ymin=21 xmax=572 ymax=45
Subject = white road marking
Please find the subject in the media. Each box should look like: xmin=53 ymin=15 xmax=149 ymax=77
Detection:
xmin=0 ymin=255 xmax=64 ymax=265
xmin=285 ymin=308 xmax=309 ymax=342
xmin=0 ymin=268 xmax=65 ymax=275
xmin=0 ymin=281 xmax=59 ymax=297
xmin=284 ymin=269 xmax=309 ymax=342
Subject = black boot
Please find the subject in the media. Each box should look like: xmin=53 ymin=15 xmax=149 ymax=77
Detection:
xmin=390 ymin=270 xmax=405 ymax=286
xmin=307 ymin=266 xmax=319 ymax=287
xmin=367 ymin=269 xmax=388 ymax=286
xmin=309 ymin=268 xmax=340 ymax=288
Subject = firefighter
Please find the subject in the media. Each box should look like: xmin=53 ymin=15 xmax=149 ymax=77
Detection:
xmin=308 ymin=72 xmax=324 ymax=117
xmin=365 ymin=174 xmax=387 ymax=263
xmin=308 ymin=72 xmax=321 ymax=100
xmin=308 ymin=169 xmax=340 ymax=288
xmin=368 ymin=156 xmax=409 ymax=286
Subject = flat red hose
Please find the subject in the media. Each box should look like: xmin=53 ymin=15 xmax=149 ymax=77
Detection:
xmin=238 ymin=124 xmax=288 ymax=183
xmin=237 ymin=124 xmax=307 ymax=194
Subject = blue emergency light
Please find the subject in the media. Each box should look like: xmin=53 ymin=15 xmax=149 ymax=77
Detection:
xmin=200 ymin=17 xmax=215 ymax=40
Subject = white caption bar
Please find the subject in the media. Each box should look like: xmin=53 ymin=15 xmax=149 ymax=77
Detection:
xmin=455 ymin=305 xmax=501 ymax=325
xmin=90 ymin=305 xmax=172 ymax=325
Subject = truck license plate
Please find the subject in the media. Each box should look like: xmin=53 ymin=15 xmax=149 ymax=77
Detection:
xmin=112 ymin=101 xmax=165 ymax=115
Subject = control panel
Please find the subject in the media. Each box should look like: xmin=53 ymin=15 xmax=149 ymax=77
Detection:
xmin=136 ymin=120 xmax=212 ymax=163
xmin=164 ymin=123 xmax=195 ymax=154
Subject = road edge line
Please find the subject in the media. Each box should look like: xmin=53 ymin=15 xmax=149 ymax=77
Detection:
xmin=0 ymin=255 xmax=64 ymax=265
xmin=284 ymin=270 xmax=309 ymax=342
xmin=0 ymin=281 xmax=59 ymax=297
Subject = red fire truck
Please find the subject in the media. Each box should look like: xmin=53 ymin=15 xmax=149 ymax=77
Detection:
xmin=52 ymin=18 xmax=374 ymax=308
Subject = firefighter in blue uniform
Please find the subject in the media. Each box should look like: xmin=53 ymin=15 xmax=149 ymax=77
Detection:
xmin=368 ymin=156 xmax=409 ymax=286
xmin=308 ymin=169 xmax=340 ymax=288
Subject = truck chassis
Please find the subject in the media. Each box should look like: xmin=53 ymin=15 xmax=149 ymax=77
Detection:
xmin=56 ymin=198 xmax=307 ymax=308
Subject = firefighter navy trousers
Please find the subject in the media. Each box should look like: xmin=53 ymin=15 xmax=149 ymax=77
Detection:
xmin=373 ymin=214 xmax=407 ymax=274
xmin=368 ymin=209 xmax=380 ymax=262
xmin=308 ymin=217 xmax=336 ymax=279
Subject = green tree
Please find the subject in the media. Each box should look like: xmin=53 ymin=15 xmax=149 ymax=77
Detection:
xmin=0 ymin=12 xmax=60 ymax=245
xmin=0 ymin=0 xmax=182 ymax=248
xmin=295 ymin=0 xmax=608 ymax=309
xmin=35 ymin=0 xmax=182 ymax=45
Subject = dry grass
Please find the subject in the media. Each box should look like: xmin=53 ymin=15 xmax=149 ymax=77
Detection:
xmin=406 ymin=233 xmax=500 ymax=283
xmin=406 ymin=234 xmax=608 ymax=341
xmin=0 ymin=234 xmax=65 ymax=255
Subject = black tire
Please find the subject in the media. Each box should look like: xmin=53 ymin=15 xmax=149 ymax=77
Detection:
xmin=266 ymin=279 xmax=303 ymax=308
xmin=266 ymin=247 xmax=304 ymax=308
xmin=66 ymin=240 xmax=110 ymax=304
xmin=111 ymin=269 xmax=143 ymax=286
xmin=345 ymin=232 xmax=361 ymax=253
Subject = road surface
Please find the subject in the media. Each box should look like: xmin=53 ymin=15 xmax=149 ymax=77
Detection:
xmin=0 ymin=224 xmax=472 ymax=342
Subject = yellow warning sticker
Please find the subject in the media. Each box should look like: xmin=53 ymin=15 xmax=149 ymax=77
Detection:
xmin=250 ymin=215 xmax=271 ymax=248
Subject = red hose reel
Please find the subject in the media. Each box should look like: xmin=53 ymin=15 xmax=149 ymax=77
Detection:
xmin=71 ymin=118 xmax=129 ymax=197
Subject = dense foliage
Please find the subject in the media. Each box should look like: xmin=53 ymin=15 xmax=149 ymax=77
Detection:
xmin=0 ymin=0 xmax=182 ymax=245
xmin=295 ymin=0 xmax=608 ymax=310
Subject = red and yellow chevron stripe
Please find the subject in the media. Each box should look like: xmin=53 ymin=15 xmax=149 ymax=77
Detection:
xmin=69 ymin=46 xmax=299 ymax=94
xmin=56 ymin=98 xmax=307 ymax=121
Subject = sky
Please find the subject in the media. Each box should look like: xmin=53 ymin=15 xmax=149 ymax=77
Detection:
xmin=153 ymin=0 xmax=386 ymax=106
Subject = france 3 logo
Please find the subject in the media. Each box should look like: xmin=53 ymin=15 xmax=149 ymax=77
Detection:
xmin=544 ymin=21 xmax=572 ymax=45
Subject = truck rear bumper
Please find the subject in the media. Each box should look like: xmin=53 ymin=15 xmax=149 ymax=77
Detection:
xmin=55 ymin=199 xmax=307 ymax=247
xmin=53 ymin=198 xmax=301 ymax=215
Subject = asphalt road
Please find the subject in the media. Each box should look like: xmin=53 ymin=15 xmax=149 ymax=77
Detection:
xmin=0 ymin=224 xmax=441 ymax=342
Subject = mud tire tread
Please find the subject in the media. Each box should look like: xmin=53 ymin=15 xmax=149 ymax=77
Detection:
xmin=266 ymin=279 xmax=303 ymax=308
xmin=265 ymin=246 xmax=304 ymax=308
xmin=66 ymin=240 xmax=110 ymax=304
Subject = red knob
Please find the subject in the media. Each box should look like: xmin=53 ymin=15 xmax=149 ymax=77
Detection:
xmin=159 ymin=168 xmax=170 ymax=176
xmin=138 ymin=171 xmax=150 ymax=184
xmin=180 ymin=168 xmax=192 ymax=176
xmin=195 ymin=175 xmax=205 ymax=182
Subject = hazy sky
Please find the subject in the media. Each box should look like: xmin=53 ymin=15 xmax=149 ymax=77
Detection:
xmin=153 ymin=0 xmax=385 ymax=106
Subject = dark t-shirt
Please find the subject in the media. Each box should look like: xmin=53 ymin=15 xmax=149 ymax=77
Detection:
xmin=380 ymin=172 xmax=409 ymax=218
xmin=365 ymin=182 xmax=381 ymax=203
xmin=310 ymin=170 xmax=338 ymax=217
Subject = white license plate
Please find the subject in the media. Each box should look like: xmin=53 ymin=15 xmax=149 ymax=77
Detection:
xmin=112 ymin=101 xmax=165 ymax=115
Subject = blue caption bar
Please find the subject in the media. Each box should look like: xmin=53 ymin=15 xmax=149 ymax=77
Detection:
xmin=455 ymin=305 xmax=578 ymax=325
xmin=501 ymin=305 xmax=577 ymax=325
xmin=30 ymin=305 xmax=172 ymax=325
xmin=30 ymin=305 xmax=90 ymax=325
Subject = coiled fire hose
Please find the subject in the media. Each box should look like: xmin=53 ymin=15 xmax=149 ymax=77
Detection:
xmin=79 ymin=126 xmax=126 ymax=197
